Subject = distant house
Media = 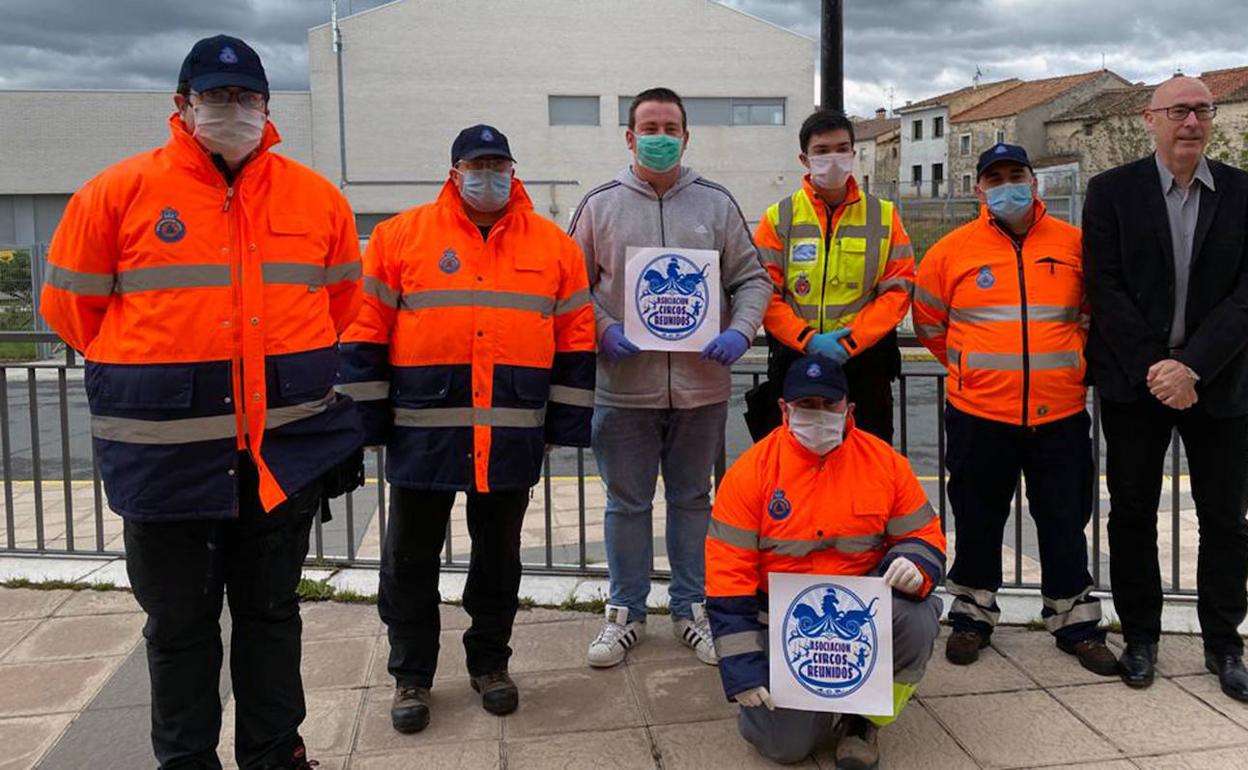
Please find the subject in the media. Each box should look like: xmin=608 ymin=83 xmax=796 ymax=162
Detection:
xmin=948 ymin=70 xmax=1130 ymax=197
xmin=896 ymin=78 xmax=1021 ymax=198
xmin=1047 ymin=66 xmax=1248 ymax=184
xmin=852 ymin=108 xmax=900 ymax=197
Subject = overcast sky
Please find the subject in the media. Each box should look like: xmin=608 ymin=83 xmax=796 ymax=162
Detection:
xmin=3 ymin=0 xmax=1246 ymax=116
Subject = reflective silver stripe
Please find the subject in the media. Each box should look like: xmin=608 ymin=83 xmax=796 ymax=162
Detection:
xmin=945 ymin=580 xmax=997 ymax=608
xmin=947 ymin=347 xmax=961 ymax=366
xmin=886 ymin=502 xmax=936 ymax=536
xmin=796 ymin=303 xmax=820 ymax=321
xmin=913 ymin=285 xmax=947 ymax=314
xmin=1042 ymin=586 xmax=1094 ymax=615
xmin=915 ymin=323 xmax=945 ymax=340
xmin=964 ymin=351 xmax=1081 ymax=371
xmin=888 ymin=242 xmax=915 ymax=263
xmin=759 ymin=247 xmax=786 ymax=268
xmin=835 ymin=224 xmax=869 ymax=239
xmin=949 ymin=305 xmax=1080 ymax=323
xmin=707 ymin=518 xmax=760 ymax=550
xmin=393 ymin=406 xmax=546 ymax=428
xmin=548 ymin=385 xmax=595 ymax=408
xmin=45 ymin=264 xmax=114 ymax=296
xmin=875 ymin=277 xmax=913 ymax=296
xmin=824 ymin=294 xmax=872 ymax=320
xmin=760 ymin=532 xmax=884 ymax=557
xmin=262 ymin=262 xmax=326 ymax=286
xmin=858 ymin=195 xmax=886 ymax=295
xmin=1044 ymin=599 xmax=1102 ymax=632
xmin=114 ymin=264 xmax=231 ymax=293
xmin=555 ymin=288 xmax=591 ymax=315
xmin=326 ymin=261 xmax=362 ymax=284
xmin=714 ymin=630 xmax=765 ymax=658
xmin=757 ymin=610 xmax=769 ymax=626
xmin=364 ymin=275 xmax=400 ymax=308
xmin=776 ymin=195 xmax=795 ymax=238
xmin=400 ymin=289 xmax=556 ymax=315
xmin=949 ymin=596 xmax=1001 ymax=627
xmin=90 ymin=392 xmax=332 ymax=445
xmin=788 ymin=223 xmax=822 ymax=239
xmin=335 ymin=381 xmax=389 ymax=401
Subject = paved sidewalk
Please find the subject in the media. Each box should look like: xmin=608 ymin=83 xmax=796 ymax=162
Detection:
xmin=2 ymin=587 xmax=1248 ymax=768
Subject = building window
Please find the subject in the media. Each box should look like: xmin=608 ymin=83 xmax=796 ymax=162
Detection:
xmin=911 ymin=165 xmax=923 ymax=184
xmin=617 ymin=96 xmax=784 ymax=127
xmin=961 ymin=173 xmax=973 ymax=195
xmin=549 ymin=96 xmax=600 ymax=126
xmin=932 ymin=163 xmax=944 ymax=196
xmin=912 ymin=119 xmax=923 ymax=141
xmin=995 ymin=128 xmax=1006 ymax=145
xmin=959 ymin=133 xmax=972 ymax=156
xmin=933 ymin=116 xmax=944 ymax=138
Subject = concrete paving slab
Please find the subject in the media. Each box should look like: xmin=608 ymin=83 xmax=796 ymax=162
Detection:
xmin=5 ymin=613 xmax=142 ymax=663
xmin=649 ymin=718 xmax=819 ymax=769
xmin=300 ymin=600 xmax=382 ymax=641
xmin=78 ymin=559 xmax=129 ymax=588
xmin=815 ymin=700 xmax=976 ymax=770
xmin=516 ymin=575 xmax=576 ymax=606
xmin=35 ymin=705 xmax=151 ymax=770
xmin=301 ymin=636 xmax=376 ymax=691
xmin=220 ymin=688 xmax=363 ymax=766
xmin=502 ymin=668 xmax=644 ymax=739
xmin=924 ymin=689 xmax=1120 ymax=768
xmin=438 ymin=603 xmax=473 ymax=631
xmin=1133 ymin=746 xmax=1248 ymax=769
xmin=51 ymin=589 xmax=139 ymax=616
xmin=0 ymin=713 xmax=74 ymax=770
xmin=628 ymin=658 xmax=736 ymax=725
xmin=508 ymin=618 xmax=602 ymax=674
xmin=0 ymin=657 xmax=122 ymax=717
xmin=1051 ymin=679 xmax=1248 ymax=756
xmin=0 ymin=556 xmax=107 ymax=583
xmin=0 ymin=587 xmax=71 ymax=619
xmin=350 ymin=741 xmax=501 ymax=769
xmin=0 ymin=619 xmax=38 ymax=660
xmin=1025 ymin=762 xmax=1135 ymax=770
xmin=354 ymin=685 xmax=501 ymax=752
xmin=991 ymin=628 xmax=1119 ymax=688
xmin=512 ymin=606 xmax=588 ymax=625
xmin=920 ymin=633 xmax=1036 ymax=697
xmin=87 ymin=648 xmax=150 ymax=711
xmin=1172 ymin=673 xmax=1248 ymax=731
xmin=1153 ymin=633 xmax=1215 ymax=678
xmin=504 ymin=726 xmax=655 ymax=769
xmin=623 ymin=616 xmax=702 ymax=666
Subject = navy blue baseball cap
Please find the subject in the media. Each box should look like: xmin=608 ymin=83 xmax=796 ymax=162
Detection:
xmin=451 ymin=124 xmax=515 ymax=164
xmin=179 ymin=35 xmax=269 ymax=96
xmin=783 ymin=355 xmax=849 ymax=402
xmin=977 ymin=143 xmax=1032 ymax=178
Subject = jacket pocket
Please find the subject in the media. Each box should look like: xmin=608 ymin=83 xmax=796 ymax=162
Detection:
xmin=506 ymin=367 xmax=551 ymax=408
xmin=393 ymin=367 xmax=453 ymax=406
xmin=87 ymin=364 xmax=194 ymax=410
xmin=272 ymin=350 xmax=336 ymax=402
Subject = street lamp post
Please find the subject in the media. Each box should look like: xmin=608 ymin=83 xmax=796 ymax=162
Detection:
xmin=820 ymin=0 xmax=843 ymax=112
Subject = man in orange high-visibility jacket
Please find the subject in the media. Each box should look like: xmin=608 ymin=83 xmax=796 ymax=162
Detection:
xmin=706 ymin=354 xmax=944 ymax=767
xmin=746 ymin=109 xmax=914 ymax=444
xmin=39 ymin=36 xmax=362 ymax=770
xmin=339 ymin=125 xmax=595 ymax=735
xmin=912 ymin=143 xmax=1116 ymax=676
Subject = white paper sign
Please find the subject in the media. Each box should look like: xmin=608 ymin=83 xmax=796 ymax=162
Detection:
xmin=623 ymin=247 xmax=721 ymax=352
xmin=768 ymin=573 xmax=894 ymax=715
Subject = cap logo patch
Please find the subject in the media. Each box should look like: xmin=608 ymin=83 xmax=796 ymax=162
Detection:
xmin=995 ymin=144 xmax=1007 ymax=154
xmin=806 ymin=363 xmax=823 ymax=378
xmin=219 ymin=46 xmax=238 ymax=65
xmin=481 ymin=128 xmax=494 ymax=142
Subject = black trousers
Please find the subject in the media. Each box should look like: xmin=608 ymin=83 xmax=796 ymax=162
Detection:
xmin=379 ymin=486 xmax=529 ymax=688
xmin=1101 ymin=397 xmax=1248 ymax=653
xmin=123 ymin=458 xmax=321 ymax=770
xmin=945 ymin=405 xmax=1102 ymax=643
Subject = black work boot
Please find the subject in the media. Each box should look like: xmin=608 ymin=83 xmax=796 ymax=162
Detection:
xmin=390 ymin=685 xmax=431 ymax=734
xmin=945 ymin=629 xmax=990 ymax=665
xmin=470 ymin=671 xmax=519 ymax=716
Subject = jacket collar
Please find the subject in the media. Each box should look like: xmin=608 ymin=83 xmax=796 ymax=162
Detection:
xmin=164 ymin=112 xmax=281 ymax=180
xmin=780 ymin=413 xmax=858 ymax=462
xmin=435 ymin=174 xmax=535 ymax=223
xmin=614 ymin=165 xmax=701 ymax=200
xmin=977 ymin=196 xmax=1049 ymax=238
xmin=800 ymin=174 xmax=861 ymax=220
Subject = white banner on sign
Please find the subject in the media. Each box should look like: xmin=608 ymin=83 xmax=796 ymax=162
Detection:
xmin=623 ymin=247 xmax=721 ymax=353
xmin=767 ymin=573 xmax=894 ymax=716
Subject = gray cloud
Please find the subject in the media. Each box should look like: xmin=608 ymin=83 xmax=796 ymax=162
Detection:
xmin=1 ymin=0 xmax=1246 ymax=117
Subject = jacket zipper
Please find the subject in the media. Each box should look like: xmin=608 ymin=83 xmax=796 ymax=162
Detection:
xmin=658 ymin=195 xmax=673 ymax=409
xmin=991 ymin=219 xmax=1033 ymax=427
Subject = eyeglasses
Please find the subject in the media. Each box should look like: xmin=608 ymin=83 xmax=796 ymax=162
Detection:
xmin=192 ymin=88 xmax=267 ymax=111
xmin=1148 ymin=104 xmax=1217 ymax=121
xmin=457 ymin=158 xmax=514 ymax=172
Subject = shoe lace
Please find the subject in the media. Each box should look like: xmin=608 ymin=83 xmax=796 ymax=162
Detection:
xmin=594 ymin=621 xmax=629 ymax=647
xmin=690 ymin=613 xmax=714 ymax=648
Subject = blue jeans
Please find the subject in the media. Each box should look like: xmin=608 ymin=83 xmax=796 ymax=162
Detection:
xmin=592 ymin=402 xmax=727 ymax=621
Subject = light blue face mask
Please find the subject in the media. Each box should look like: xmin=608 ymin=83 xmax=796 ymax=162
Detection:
xmin=634 ymin=134 xmax=683 ymax=173
xmin=985 ymin=182 xmax=1034 ymax=222
xmin=458 ymin=169 xmax=512 ymax=212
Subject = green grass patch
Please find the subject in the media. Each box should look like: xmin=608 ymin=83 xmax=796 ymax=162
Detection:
xmin=1 ymin=577 xmax=120 ymax=592
xmin=295 ymin=578 xmax=336 ymax=602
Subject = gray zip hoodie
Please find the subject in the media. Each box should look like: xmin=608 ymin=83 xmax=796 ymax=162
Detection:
xmin=569 ymin=166 xmax=771 ymax=409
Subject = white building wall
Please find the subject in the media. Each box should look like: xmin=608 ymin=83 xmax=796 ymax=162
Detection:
xmin=897 ymin=106 xmax=949 ymax=197
xmin=307 ymin=0 xmax=814 ymax=225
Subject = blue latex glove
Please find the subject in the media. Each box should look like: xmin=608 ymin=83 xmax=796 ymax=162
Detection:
xmin=805 ymin=328 xmax=852 ymax=364
xmin=601 ymin=324 xmax=641 ymax=363
xmin=701 ymin=329 xmax=751 ymax=366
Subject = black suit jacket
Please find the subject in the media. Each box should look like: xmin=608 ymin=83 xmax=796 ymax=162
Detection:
xmin=1083 ymin=154 xmax=1248 ymax=417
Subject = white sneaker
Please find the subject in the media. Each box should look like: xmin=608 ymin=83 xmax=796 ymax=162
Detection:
xmin=674 ymin=602 xmax=718 ymax=666
xmin=587 ymin=604 xmax=645 ymax=668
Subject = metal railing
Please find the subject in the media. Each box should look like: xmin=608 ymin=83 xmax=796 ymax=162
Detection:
xmin=0 ymin=331 xmax=1197 ymax=597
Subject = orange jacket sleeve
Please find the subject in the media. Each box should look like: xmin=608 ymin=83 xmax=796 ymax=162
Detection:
xmin=842 ymin=207 xmax=914 ymax=357
xmin=880 ymin=450 xmax=947 ymax=598
xmin=338 ymin=220 xmax=400 ymax=445
xmin=325 ymin=191 xmax=363 ymax=336
xmin=912 ymin=231 xmax=952 ymax=367
xmin=40 ymin=176 xmax=121 ymax=354
xmin=755 ymin=215 xmax=815 ymax=351
xmin=547 ymin=234 xmax=596 ymax=447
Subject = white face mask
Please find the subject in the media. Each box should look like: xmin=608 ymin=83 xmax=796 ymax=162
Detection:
xmin=186 ymin=103 xmax=265 ymax=164
xmin=807 ymin=151 xmax=855 ymax=190
xmin=786 ymin=406 xmax=846 ymax=455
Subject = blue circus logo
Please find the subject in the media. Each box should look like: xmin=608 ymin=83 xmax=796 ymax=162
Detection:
xmin=767 ymin=489 xmax=792 ymax=520
xmin=154 ymin=208 xmax=187 ymax=243
xmin=782 ymin=583 xmax=880 ymax=699
xmin=976 ymin=265 xmax=995 ymax=289
xmin=635 ymin=253 xmax=711 ymax=341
